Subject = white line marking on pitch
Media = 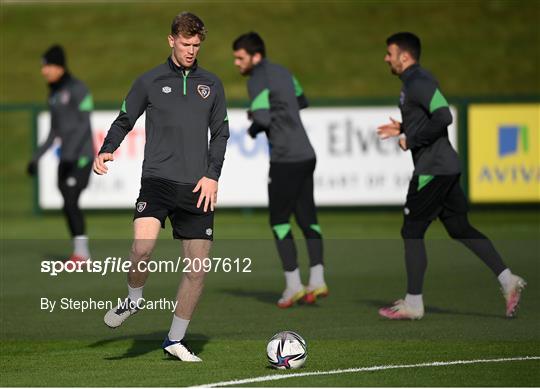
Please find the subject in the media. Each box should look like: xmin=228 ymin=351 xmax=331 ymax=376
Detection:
xmin=190 ymin=356 xmax=540 ymax=388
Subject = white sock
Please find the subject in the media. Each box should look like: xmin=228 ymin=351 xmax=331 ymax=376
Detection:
xmin=497 ymin=268 xmax=513 ymax=290
xmin=284 ymin=268 xmax=302 ymax=291
xmin=309 ymin=264 xmax=325 ymax=287
xmin=73 ymin=235 xmax=90 ymax=258
xmin=405 ymin=293 xmax=423 ymax=309
xmin=128 ymin=284 xmax=144 ymax=305
xmin=168 ymin=315 xmax=190 ymax=341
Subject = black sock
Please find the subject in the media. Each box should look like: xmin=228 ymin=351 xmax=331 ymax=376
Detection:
xmin=272 ymin=225 xmax=298 ymax=271
xmin=403 ymin=239 xmax=428 ymax=295
xmin=300 ymin=225 xmax=323 ymax=267
xmin=306 ymin=239 xmax=323 ymax=267
xmin=401 ymin=220 xmax=431 ymax=294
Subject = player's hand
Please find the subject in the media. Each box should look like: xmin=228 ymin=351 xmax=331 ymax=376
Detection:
xmin=247 ymin=123 xmax=258 ymax=139
xmin=399 ymin=136 xmax=408 ymax=151
xmin=26 ymin=161 xmax=37 ymax=176
xmin=377 ymin=117 xmax=401 ymax=139
xmin=93 ymin=153 xmax=114 ymax=175
xmin=193 ymin=176 xmax=218 ymax=212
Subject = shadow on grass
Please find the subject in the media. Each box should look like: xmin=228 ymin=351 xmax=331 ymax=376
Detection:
xmin=220 ymin=288 xmax=281 ymax=305
xmin=360 ymin=299 xmax=503 ymax=319
xmin=88 ymin=331 xmax=209 ymax=360
xmin=220 ymin=288 xmax=324 ymax=309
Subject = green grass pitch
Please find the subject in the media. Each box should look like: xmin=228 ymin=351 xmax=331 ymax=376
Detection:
xmin=1 ymin=208 xmax=539 ymax=386
xmin=1 ymin=2 xmax=539 ymax=385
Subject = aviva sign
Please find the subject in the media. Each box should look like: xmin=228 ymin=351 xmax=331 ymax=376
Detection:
xmin=469 ymin=104 xmax=540 ymax=202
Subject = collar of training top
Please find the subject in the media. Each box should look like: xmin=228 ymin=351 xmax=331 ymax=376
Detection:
xmin=254 ymin=58 xmax=267 ymax=69
xmin=399 ymin=63 xmax=420 ymax=82
xmin=48 ymin=71 xmax=72 ymax=92
xmin=249 ymin=58 xmax=267 ymax=76
xmin=167 ymin=56 xmax=198 ymax=74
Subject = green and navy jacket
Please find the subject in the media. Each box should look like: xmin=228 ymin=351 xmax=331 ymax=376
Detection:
xmin=247 ymin=59 xmax=315 ymax=163
xmin=100 ymin=57 xmax=229 ymax=184
xmin=33 ymin=73 xmax=94 ymax=167
xmin=398 ymin=63 xmax=460 ymax=175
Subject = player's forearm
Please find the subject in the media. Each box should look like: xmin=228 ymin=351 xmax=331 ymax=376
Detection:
xmin=32 ymin=130 xmax=55 ymax=161
xmin=248 ymin=122 xmax=267 ymax=137
xmin=297 ymin=94 xmax=309 ymax=110
xmin=407 ymin=109 xmax=452 ymax=149
xmin=206 ymin=122 xmax=229 ymax=180
xmin=99 ymin=121 xmax=131 ymax=154
xmin=206 ymin=150 xmax=226 ymax=181
xmin=100 ymin=76 xmax=148 ymax=155
xmin=252 ymin=109 xmax=271 ymax=129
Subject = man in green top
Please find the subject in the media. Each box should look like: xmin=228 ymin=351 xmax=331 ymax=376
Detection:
xmin=377 ymin=32 xmax=526 ymax=320
xmin=28 ymin=44 xmax=94 ymax=265
xmin=233 ymin=32 xmax=328 ymax=309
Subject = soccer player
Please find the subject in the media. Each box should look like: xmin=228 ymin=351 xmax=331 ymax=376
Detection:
xmin=93 ymin=12 xmax=229 ymax=361
xmin=28 ymin=45 xmax=94 ymax=265
xmin=376 ymin=32 xmax=526 ymax=319
xmin=232 ymin=32 xmax=328 ymax=308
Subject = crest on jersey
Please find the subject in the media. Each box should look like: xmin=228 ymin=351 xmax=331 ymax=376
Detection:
xmin=60 ymin=91 xmax=71 ymax=104
xmin=136 ymin=202 xmax=147 ymax=212
xmin=197 ymin=84 xmax=211 ymax=99
xmin=162 ymin=86 xmax=172 ymax=94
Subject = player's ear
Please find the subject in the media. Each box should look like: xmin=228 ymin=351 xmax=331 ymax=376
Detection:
xmin=400 ymin=51 xmax=410 ymax=64
xmin=253 ymin=52 xmax=262 ymax=64
xmin=167 ymin=34 xmax=175 ymax=48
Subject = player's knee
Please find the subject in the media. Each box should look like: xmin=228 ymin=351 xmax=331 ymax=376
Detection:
xmin=184 ymin=269 xmax=206 ymax=284
xmin=444 ymin=222 xmax=463 ymax=239
xmin=130 ymin=242 xmax=153 ymax=262
xmin=271 ymin=222 xmax=293 ymax=240
xmin=401 ymin=220 xmax=428 ymax=239
xmin=443 ymin=215 xmax=485 ymax=240
xmin=299 ymin=223 xmax=322 ymax=239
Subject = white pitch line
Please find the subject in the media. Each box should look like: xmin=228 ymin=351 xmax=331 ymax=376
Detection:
xmin=190 ymin=356 xmax=540 ymax=388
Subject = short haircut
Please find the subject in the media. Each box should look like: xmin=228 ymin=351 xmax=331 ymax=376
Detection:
xmin=171 ymin=12 xmax=207 ymax=41
xmin=232 ymin=32 xmax=266 ymax=57
xmin=386 ymin=32 xmax=421 ymax=61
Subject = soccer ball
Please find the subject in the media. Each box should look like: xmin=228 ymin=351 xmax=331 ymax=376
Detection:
xmin=267 ymin=331 xmax=307 ymax=369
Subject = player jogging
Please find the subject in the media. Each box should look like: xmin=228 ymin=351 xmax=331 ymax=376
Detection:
xmin=232 ymin=32 xmax=328 ymax=308
xmin=376 ymin=32 xmax=526 ymax=320
xmin=28 ymin=45 xmax=94 ymax=265
xmin=93 ymin=12 xmax=229 ymax=361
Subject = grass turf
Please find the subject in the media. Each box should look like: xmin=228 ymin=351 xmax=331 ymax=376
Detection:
xmin=1 ymin=210 xmax=539 ymax=386
xmin=1 ymin=110 xmax=540 ymax=387
xmin=1 ymin=3 xmax=539 ymax=385
xmin=1 ymin=1 xmax=539 ymax=103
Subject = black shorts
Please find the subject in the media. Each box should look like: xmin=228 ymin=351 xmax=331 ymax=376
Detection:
xmin=133 ymin=177 xmax=214 ymax=240
xmin=57 ymin=160 xmax=92 ymax=192
xmin=404 ymin=174 xmax=468 ymax=221
xmin=268 ymin=158 xmax=317 ymax=226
